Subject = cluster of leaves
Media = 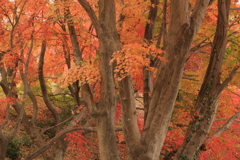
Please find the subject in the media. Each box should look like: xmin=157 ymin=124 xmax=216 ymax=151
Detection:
xmin=0 ymin=0 xmax=239 ymax=159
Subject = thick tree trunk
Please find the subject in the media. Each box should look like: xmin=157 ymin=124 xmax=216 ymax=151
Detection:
xmin=78 ymin=0 xmax=121 ymax=159
xmin=96 ymin=40 xmax=120 ymax=159
xmin=0 ymin=137 xmax=7 ymax=160
xmin=129 ymin=0 xmax=211 ymax=159
xmin=118 ymin=75 xmax=140 ymax=156
xmin=131 ymin=51 xmax=187 ymax=160
xmin=174 ymin=0 xmax=232 ymax=159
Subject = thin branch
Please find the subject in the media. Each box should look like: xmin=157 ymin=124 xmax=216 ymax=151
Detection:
xmin=25 ymin=108 xmax=87 ymax=160
xmin=41 ymin=115 xmax=74 ymax=135
xmin=218 ymin=65 xmax=240 ymax=94
xmin=182 ymin=76 xmax=198 ymax=81
xmin=228 ymin=89 xmax=240 ymax=97
xmin=214 ymin=118 xmax=240 ymax=123
xmin=230 ymin=8 xmax=240 ymax=10
xmin=77 ymin=0 xmax=101 ymax=36
xmin=135 ymin=98 xmax=143 ymax=105
xmin=212 ymin=112 xmax=240 ymax=138
xmin=189 ymin=36 xmax=213 ymax=54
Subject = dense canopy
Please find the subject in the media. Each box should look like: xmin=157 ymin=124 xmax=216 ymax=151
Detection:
xmin=0 ymin=0 xmax=239 ymax=159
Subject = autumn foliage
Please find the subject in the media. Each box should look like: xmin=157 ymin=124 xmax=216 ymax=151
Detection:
xmin=0 ymin=0 xmax=239 ymax=160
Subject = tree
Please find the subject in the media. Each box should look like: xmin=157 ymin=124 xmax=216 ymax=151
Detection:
xmin=0 ymin=0 xmax=239 ymax=159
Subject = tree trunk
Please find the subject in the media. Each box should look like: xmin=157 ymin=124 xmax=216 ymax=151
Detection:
xmin=174 ymin=0 xmax=232 ymax=159
xmin=96 ymin=39 xmax=120 ymax=159
xmin=0 ymin=137 xmax=7 ymax=160
xmin=129 ymin=0 xmax=211 ymax=159
xmin=143 ymin=0 xmax=159 ymax=123
xmin=78 ymin=0 xmax=122 ymax=159
xmin=118 ymin=75 xmax=140 ymax=156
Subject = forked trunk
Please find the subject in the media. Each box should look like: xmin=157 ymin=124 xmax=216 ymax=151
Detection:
xmin=130 ymin=48 xmax=187 ymax=160
xmin=174 ymin=0 xmax=232 ymax=159
xmin=129 ymin=0 xmax=211 ymax=159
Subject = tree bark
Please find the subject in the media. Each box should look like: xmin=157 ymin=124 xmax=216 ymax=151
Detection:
xmin=63 ymin=1 xmax=82 ymax=105
xmin=211 ymin=111 xmax=240 ymax=138
xmin=38 ymin=41 xmax=60 ymax=125
xmin=174 ymin=0 xmax=232 ymax=159
xmin=118 ymin=75 xmax=140 ymax=157
xmin=130 ymin=0 xmax=211 ymax=159
xmin=0 ymin=138 xmax=7 ymax=160
xmin=143 ymin=0 xmax=159 ymax=123
xmin=77 ymin=0 xmax=121 ymax=159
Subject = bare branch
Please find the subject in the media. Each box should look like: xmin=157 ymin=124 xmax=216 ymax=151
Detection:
xmin=41 ymin=115 xmax=74 ymax=135
xmin=214 ymin=118 xmax=240 ymax=123
xmin=212 ymin=112 xmax=240 ymax=138
xmin=38 ymin=41 xmax=60 ymax=125
xmin=25 ymin=108 xmax=88 ymax=160
xmin=230 ymin=8 xmax=240 ymax=10
xmin=136 ymin=107 xmax=144 ymax=110
xmin=228 ymin=89 xmax=240 ymax=97
xmin=182 ymin=76 xmax=199 ymax=81
xmin=218 ymin=65 xmax=240 ymax=94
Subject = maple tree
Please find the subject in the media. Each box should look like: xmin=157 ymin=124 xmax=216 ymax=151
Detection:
xmin=0 ymin=0 xmax=239 ymax=160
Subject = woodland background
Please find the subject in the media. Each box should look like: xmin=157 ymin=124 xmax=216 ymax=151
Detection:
xmin=0 ymin=0 xmax=239 ymax=159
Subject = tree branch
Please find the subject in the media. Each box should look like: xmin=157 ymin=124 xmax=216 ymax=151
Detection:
xmin=230 ymin=8 xmax=240 ymax=10
xmin=25 ymin=108 xmax=87 ymax=160
xmin=38 ymin=41 xmax=60 ymax=125
xmin=182 ymin=76 xmax=199 ymax=81
xmin=77 ymin=0 xmax=101 ymax=36
xmin=190 ymin=0 xmax=211 ymax=36
xmin=41 ymin=115 xmax=74 ymax=135
xmin=82 ymin=84 xmax=98 ymax=116
xmin=212 ymin=112 xmax=240 ymax=138
xmin=214 ymin=118 xmax=240 ymax=123
xmin=218 ymin=65 xmax=240 ymax=94
xmin=228 ymin=88 xmax=240 ymax=97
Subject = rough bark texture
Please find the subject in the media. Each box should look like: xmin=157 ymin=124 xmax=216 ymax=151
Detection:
xmin=118 ymin=75 xmax=140 ymax=156
xmin=0 ymin=137 xmax=7 ymax=160
xmin=78 ymin=0 xmax=121 ymax=159
xmin=174 ymin=0 xmax=232 ymax=159
xmin=130 ymin=0 xmax=211 ymax=159
xmin=96 ymin=22 xmax=121 ymax=160
xmin=143 ymin=0 xmax=159 ymax=123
